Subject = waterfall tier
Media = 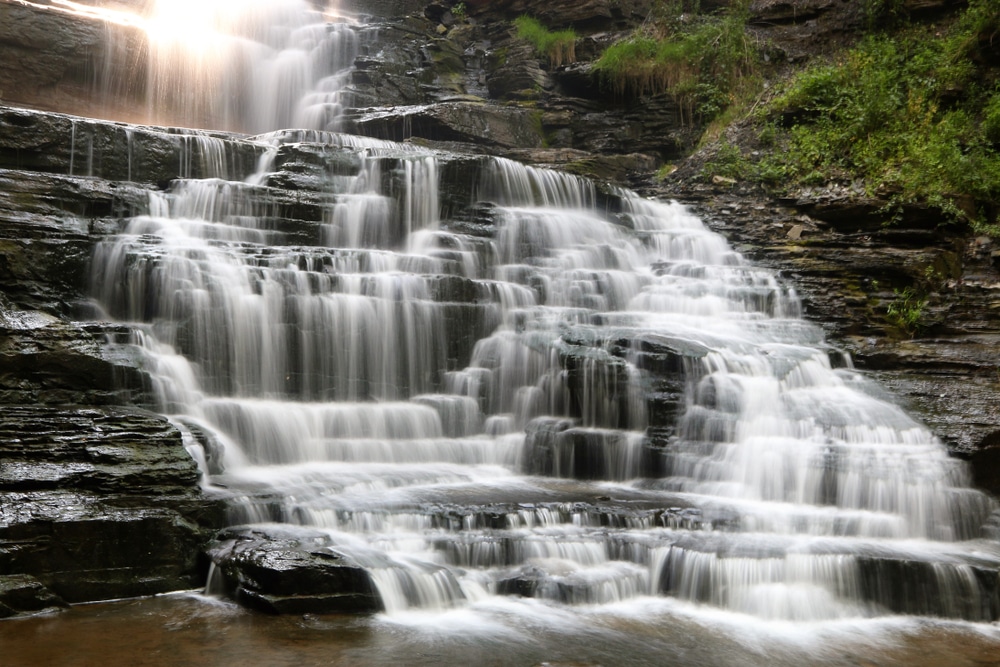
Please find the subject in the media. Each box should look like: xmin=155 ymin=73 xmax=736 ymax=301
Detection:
xmin=86 ymin=129 xmax=1000 ymax=622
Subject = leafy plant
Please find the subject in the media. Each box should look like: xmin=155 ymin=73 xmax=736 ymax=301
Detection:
xmin=452 ymin=2 xmax=466 ymax=19
xmin=701 ymin=142 xmax=749 ymax=181
xmin=514 ymin=16 xmax=577 ymax=68
xmin=759 ymin=2 xmax=1000 ymax=233
xmin=985 ymin=91 xmax=1000 ymax=145
xmin=884 ymin=286 xmax=927 ymax=337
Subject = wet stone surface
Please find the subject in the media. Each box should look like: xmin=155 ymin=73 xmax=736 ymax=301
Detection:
xmin=0 ymin=407 xmax=225 ymax=608
xmin=206 ymin=525 xmax=384 ymax=615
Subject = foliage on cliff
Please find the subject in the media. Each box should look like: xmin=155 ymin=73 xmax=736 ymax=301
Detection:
xmin=725 ymin=0 xmax=1000 ymax=233
xmin=514 ymin=15 xmax=577 ymax=68
xmin=592 ymin=1 xmax=758 ymax=125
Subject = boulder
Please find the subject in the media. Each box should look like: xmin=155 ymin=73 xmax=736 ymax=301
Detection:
xmin=0 ymin=574 xmax=67 ymax=618
xmin=206 ymin=525 xmax=384 ymax=614
xmin=348 ymin=102 xmax=545 ymax=149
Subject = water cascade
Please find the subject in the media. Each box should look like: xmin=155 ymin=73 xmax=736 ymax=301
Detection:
xmin=86 ymin=118 xmax=1000 ymax=623
xmin=25 ymin=0 xmax=1000 ymax=658
xmin=95 ymin=0 xmax=361 ymax=132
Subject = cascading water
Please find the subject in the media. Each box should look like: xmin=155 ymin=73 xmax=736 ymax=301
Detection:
xmin=51 ymin=0 xmax=1000 ymax=659
xmin=89 ymin=129 xmax=1000 ymax=623
xmin=93 ymin=0 xmax=360 ymax=132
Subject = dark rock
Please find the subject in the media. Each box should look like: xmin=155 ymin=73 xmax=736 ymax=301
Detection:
xmin=0 ymin=107 xmax=263 ymax=184
xmin=486 ymin=40 xmax=550 ymax=101
xmin=206 ymin=525 xmax=384 ymax=614
xmin=0 ymin=2 xmax=146 ymax=121
xmin=749 ymin=0 xmax=835 ymax=24
xmin=0 ymin=574 xmax=67 ymax=618
xmin=0 ymin=406 xmax=225 ymax=603
xmin=349 ymin=102 xmax=545 ymax=149
xmin=0 ymin=315 xmax=149 ymax=406
xmin=464 ymin=0 xmax=657 ymax=31
xmin=856 ymin=555 xmax=1000 ymax=621
xmin=969 ymin=431 xmax=1000 ymax=498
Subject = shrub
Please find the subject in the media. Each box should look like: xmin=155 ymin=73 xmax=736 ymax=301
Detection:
xmin=761 ymin=8 xmax=1000 ymax=233
xmin=885 ymin=286 xmax=927 ymax=337
xmin=985 ymin=91 xmax=1000 ymax=145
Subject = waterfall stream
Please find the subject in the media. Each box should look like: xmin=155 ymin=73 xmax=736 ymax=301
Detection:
xmin=89 ymin=128 xmax=1000 ymax=622
xmin=45 ymin=0 xmax=1000 ymax=657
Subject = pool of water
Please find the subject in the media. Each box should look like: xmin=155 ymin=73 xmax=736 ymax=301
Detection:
xmin=4 ymin=593 xmax=1000 ymax=667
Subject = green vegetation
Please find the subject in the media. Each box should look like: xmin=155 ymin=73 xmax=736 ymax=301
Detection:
xmin=592 ymin=1 xmax=758 ymax=125
xmin=757 ymin=0 xmax=1000 ymax=232
xmin=514 ymin=16 xmax=577 ymax=68
xmin=451 ymin=2 xmax=466 ymax=19
xmin=701 ymin=142 xmax=749 ymax=181
xmin=884 ymin=286 xmax=928 ymax=338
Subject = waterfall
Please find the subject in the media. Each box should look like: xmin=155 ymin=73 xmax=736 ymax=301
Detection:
xmin=87 ymin=0 xmax=360 ymax=132
xmin=78 ymin=0 xmax=1000 ymax=629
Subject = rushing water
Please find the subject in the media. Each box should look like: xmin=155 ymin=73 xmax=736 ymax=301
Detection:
xmin=13 ymin=0 xmax=1000 ymax=662
xmin=89 ymin=132 xmax=1000 ymax=624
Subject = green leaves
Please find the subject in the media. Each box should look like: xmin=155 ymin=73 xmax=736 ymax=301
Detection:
xmin=761 ymin=12 xmax=1000 ymax=232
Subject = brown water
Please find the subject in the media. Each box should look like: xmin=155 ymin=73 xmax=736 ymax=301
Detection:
xmin=3 ymin=594 xmax=1000 ymax=667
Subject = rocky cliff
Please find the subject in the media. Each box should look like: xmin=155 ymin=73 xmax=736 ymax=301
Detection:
xmin=0 ymin=0 xmax=998 ymax=615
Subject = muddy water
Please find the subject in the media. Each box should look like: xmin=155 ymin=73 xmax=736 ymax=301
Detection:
xmin=3 ymin=594 xmax=999 ymax=667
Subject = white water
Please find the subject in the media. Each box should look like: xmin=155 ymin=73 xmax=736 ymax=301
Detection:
xmin=86 ymin=0 xmax=361 ymax=132
xmin=83 ymin=0 xmax=1000 ymax=632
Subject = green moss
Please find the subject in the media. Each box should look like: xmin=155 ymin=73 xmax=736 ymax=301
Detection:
xmin=530 ymin=109 xmax=548 ymax=147
xmin=513 ymin=16 xmax=577 ymax=68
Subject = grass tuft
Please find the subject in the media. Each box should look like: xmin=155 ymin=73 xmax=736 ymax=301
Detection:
xmin=592 ymin=4 xmax=757 ymax=126
xmin=514 ymin=16 xmax=577 ymax=68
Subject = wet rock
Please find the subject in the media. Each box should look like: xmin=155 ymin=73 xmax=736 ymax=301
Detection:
xmin=856 ymin=555 xmax=1000 ymax=621
xmin=464 ymin=0 xmax=657 ymax=31
xmin=486 ymin=40 xmax=550 ymax=101
xmin=0 ymin=107 xmax=263 ymax=184
xmin=349 ymin=102 xmax=545 ymax=149
xmin=750 ymin=0 xmax=835 ymax=24
xmin=0 ymin=406 xmax=224 ymax=603
xmin=0 ymin=168 xmax=148 ymax=313
xmin=0 ymin=574 xmax=67 ymax=618
xmin=0 ymin=2 xmax=146 ymax=120
xmin=345 ymin=0 xmax=430 ymax=17
xmin=0 ymin=316 xmax=148 ymax=406
xmin=206 ymin=525 xmax=383 ymax=614
xmin=524 ymin=424 xmax=660 ymax=479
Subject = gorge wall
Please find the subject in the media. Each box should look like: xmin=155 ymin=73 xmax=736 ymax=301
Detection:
xmin=1 ymin=0 xmax=999 ymax=617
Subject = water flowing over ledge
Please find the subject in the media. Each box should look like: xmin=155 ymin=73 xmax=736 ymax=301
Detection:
xmin=81 ymin=122 xmax=1000 ymax=623
xmin=1 ymin=0 xmax=999 ymax=660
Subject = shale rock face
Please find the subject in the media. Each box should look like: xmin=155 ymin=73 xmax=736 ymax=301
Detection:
xmin=0 ymin=105 xmax=239 ymax=614
xmin=0 ymin=406 xmax=225 ymax=605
